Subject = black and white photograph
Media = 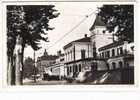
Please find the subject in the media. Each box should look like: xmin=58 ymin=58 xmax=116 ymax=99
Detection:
xmin=5 ymin=2 xmax=134 ymax=86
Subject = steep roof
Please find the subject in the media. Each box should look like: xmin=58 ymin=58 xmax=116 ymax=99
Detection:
xmin=63 ymin=36 xmax=91 ymax=50
xmin=89 ymin=15 xmax=105 ymax=31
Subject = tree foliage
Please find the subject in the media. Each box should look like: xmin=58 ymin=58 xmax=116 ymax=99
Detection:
xmin=7 ymin=5 xmax=59 ymax=85
xmin=7 ymin=5 xmax=60 ymax=55
xmin=23 ymin=57 xmax=37 ymax=78
xmin=98 ymin=5 xmax=134 ymax=42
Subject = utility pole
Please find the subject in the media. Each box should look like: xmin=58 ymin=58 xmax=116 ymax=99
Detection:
xmin=34 ymin=50 xmax=36 ymax=82
xmin=112 ymin=33 xmax=115 ymax=42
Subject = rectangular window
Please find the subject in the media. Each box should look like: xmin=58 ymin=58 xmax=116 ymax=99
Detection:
xmin=107 ymin=51 xmax=110 ymax=58
xmin=105 ymin=51 xmax=108 ymax=58
xmin=117 ymin=48 xmax=119 ymax=56
xmin=81 ymin=49 xmax=85 ymax=59
xmin=120 ymin=47 xmax=123 ymax=55
xmin=71 ymin=51 xmax=72 ymax=61
xmin=75 ymin=65 xmax=78 ymax=72
xmin=70 ymin=66 xmax=72 ymax=72
xmin=100 ymin=53 xmax=102 ymax=58
xmin=93 ymin=47 xmax=96 ymax=58
xmin=73 ymin=66 xmax=75 ymax=73
xmin=79 ymin=65 xmax=81 ymax=72
xmin=102 ymin=52 xmax=104 ymax=58
xmin=67 ymin=67 xmax=69 ymax=75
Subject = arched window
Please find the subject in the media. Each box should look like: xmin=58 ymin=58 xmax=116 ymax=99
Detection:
xmin=106 ymin=63 xmax=110 ymax=70
xmin=112 ymin=62 xmax=116 ymax=69
xmin=117 ymin=48 xmax=119 ymax=55
xmin=126 ymin=63 xmax=130 ymax=68
xmin=119 ymin=61 xmax=123 ymax=69
xmin=112 ymin=49 xmax=115 ymax=57
xmin=50 ymin=68 xmax=52 ymax=72
xmin=107 ymin=51 xmax=110 ymax=58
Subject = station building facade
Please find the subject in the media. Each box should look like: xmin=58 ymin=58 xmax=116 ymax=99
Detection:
xmin=63 ymin=34 xmax=108 ymax=77
xmin=38 ymin=14 xmax=134 ymax=82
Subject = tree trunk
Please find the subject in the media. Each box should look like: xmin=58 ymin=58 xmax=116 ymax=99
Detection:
xmin=14 ymin=35 xmax=24 ymax=85
xmin=15 ymin=53 xmax=22 ymax=85
xmin=7 ymin=56 xmax=12 ymax=85
xmin=7 ymin=53 xmax=15 ymax=85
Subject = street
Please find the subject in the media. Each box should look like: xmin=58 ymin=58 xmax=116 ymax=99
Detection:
xmin=23 ymin=70 xmax=128 ymax=85
xmin=23 ymin=78 xmax=69 ymax=85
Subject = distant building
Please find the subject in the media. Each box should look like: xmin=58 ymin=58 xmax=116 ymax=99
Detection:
xmin=45 ymin=50 xmax=65 ymax=79
xmin=98 ymin=41 xmax=134 ymax=70
xmin=89 ymin=15 xmax=114 ymax=58
xmin=56 ymin=51 xmax=65 ymax=78
xmin=36 ymin=49 xmax=58 ymax=78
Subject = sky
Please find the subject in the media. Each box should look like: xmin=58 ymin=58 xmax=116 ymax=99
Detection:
xmin=24 ymin=2 xmax=102 ymax=59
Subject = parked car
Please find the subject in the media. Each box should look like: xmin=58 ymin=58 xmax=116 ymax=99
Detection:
xmin=29 ymin=74 xmax=40 ymax=80
xmin=75 ymin=71 xmax=92 ymax=83
xmin=43 ymin=74 xmax=60 ymax=81
xmin=65 ymin=73 xmax=74 ymax=83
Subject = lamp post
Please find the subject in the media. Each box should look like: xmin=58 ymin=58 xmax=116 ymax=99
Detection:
xmin=34 ymin=50 xmax=36 ymax=82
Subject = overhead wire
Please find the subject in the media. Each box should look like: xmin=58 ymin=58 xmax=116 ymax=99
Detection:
xmin=46 ymin=10 xmax=97 ymax=50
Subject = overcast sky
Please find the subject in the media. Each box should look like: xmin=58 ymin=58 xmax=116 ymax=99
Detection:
xmin=24 ymin=2 xmax=102 ymax=59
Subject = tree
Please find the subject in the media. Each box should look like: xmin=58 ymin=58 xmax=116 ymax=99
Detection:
xmin=23 ymin=57 xmax=38 ymax=78
xmin=7 ymin=5 xmax=60 ymax=85
xmin=98 ymin=5 xmax=134 ymax=42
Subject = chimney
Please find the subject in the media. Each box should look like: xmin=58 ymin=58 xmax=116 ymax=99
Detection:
xmin=85 ymin=34 xmax=87 ymax=38
xmin=57 ymin=50 xmax=61 ymax=56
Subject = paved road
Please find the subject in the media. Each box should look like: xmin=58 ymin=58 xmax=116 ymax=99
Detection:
xmin=23 ymin=79 xmax=69 ymax=85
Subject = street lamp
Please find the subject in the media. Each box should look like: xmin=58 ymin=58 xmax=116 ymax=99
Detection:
xmin=34 ymin=50 xmax=36 ymax=82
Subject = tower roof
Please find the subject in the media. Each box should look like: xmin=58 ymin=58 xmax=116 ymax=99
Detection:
xmin=89 ymin=15 xmax=105 ymax=31
xmin=44 ymin=49 xmax=48 ymax=56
